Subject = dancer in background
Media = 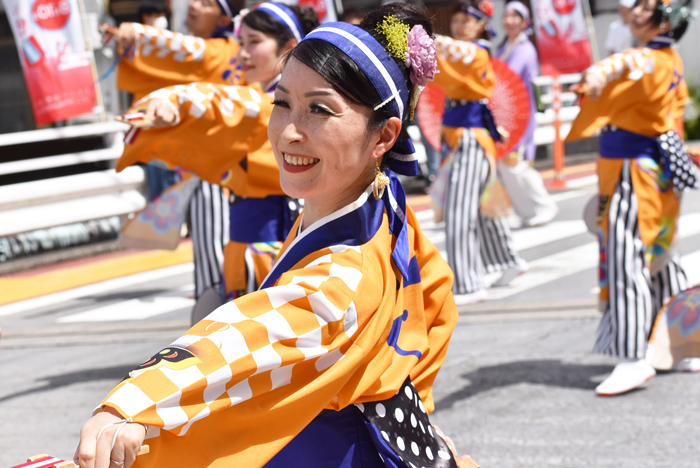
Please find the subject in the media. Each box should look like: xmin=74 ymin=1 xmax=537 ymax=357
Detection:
xmin=567 ymin=0 xmax=698 ymax=396
xmin=496 ymin=1 xmax=558 ymax=228
xmin=75 ymin=4 xmax=462 ymax=467
xmin=434 ymin=0 xmax=528 ymax=305
xmin=113 ymin=0 xmax=243 ymax=304
xmin=118 ymin=4 xmax=318 ymax=316
xmin=137 ymin=0 xmax=169 ymax=29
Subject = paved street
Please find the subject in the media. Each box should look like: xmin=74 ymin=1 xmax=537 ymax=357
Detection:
xmin=2 ymin=176 xmax=700 ymax=467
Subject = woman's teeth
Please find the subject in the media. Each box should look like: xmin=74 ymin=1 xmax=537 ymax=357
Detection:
xmin=284 ymin=153 xmax=320 ymax=166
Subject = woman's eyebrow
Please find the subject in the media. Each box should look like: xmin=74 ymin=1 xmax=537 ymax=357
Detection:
xmin=305 ymin=90 xmax=333 ymax=97
xmin=277 ymin=85 xmax=290 ymax=93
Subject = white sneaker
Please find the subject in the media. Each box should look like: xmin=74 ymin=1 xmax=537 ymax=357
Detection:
xmin=595 ymin=359 xmax=656 ymax=396
xmin=453 ymin=289 xmax=487 ymax=305
xmin=491 ymin=259 xmax=529 ymax=287
xmin=673 ymin=357 xmax=700 ymax=373
xmin=523 ymin=207 xmax=559 ymax=227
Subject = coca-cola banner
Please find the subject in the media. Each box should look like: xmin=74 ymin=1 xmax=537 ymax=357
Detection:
xmin=3 ymin=0 xmax=97 ymax=126
xmin=533 ymin=0 xmax=593 ymax=75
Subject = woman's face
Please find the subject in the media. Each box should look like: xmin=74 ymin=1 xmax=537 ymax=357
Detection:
xmin=185 ymin=0 xmax=228 ymax=39
xmin=239 ymin=24 xmax=292 ymax=85
xmin=502 ymin=9 xmax=526 ymax=40
xmin=268 ymin=58 xmax=394 ymax=208
xmin=450 ymin=11 xmax=485 ymax=42
xmin=629 ymin=0 xmax=664 ymax=44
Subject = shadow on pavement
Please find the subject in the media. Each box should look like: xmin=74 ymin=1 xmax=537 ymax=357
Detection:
xmin=434 ymin=359 xmax=614 ymax=411
xmin=0 ymin=364 xmax=133 ymax=403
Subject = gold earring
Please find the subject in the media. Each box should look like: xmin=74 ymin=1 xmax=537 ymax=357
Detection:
xmin=373 ymin=157 xmax=390 ymax=200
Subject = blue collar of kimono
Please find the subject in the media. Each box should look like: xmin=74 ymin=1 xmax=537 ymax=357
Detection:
xmin=476 ymin=38 xmax=492 ymax=51
xmin=302 ymin=22 xmax=420 ymax=176
xmin=260 ymin=170 xmax=412 ymax=289
xmin=264 ymin=74 xmax=281 ymax=93
xmin=646 ymin=33 xmax=674 ymax=49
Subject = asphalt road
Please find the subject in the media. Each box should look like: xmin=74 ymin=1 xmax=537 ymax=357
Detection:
xmin=2 ymin=180 xmax=700 ymax=467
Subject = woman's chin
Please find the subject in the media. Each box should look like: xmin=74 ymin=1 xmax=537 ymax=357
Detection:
xmin=279 ymin=178 xmax=314 ymax=201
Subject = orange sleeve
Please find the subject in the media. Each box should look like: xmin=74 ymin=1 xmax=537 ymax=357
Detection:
xmin=117 ymin=24 xmax=242 ymax=101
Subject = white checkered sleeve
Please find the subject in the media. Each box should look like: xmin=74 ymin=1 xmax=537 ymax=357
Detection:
xmin=102 ymin=246 xmax=366 ymax=434
xmin=587 ymin=48 xmax=655 ymax=85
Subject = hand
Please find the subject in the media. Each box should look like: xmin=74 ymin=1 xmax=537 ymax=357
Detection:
xmin=433 ymin=425 xmax=481 ymax=468
xmin=75 ymin=407 xmax=146 ymax=468
xmin=116 ymin=23 xmax=137 ymax=50
xmin=144 ymin=99 xmax=179 ymax=127
xmin=582 ymin=71 xmax=606 ymax=100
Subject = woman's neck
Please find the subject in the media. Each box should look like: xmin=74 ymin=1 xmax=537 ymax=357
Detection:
xmin=507 ymin=31 xmax=525 ymax=44
xmin=300 ymin=175 xmax=374 ymax=232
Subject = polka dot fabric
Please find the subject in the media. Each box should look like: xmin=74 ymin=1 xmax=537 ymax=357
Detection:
xmin=657 ymin=130 xmax=698 ymax=192
xmin=356 ymin=378 xmax=457 ymax=468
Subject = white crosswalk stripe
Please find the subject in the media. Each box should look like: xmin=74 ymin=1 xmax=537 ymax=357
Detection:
xmin=58 ymin=284 xmax=194 ymax=323
xmin=35 ymin=187 xmax=700 ymax=322
xmin=416 ymin=206 xmax=700 ymax=301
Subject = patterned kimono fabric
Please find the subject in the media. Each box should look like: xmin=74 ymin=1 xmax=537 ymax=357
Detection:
xmin=117 ymin=24 xmax=245 ymax=298
xmin=118 ymin=78 xmax=297 ymax=302
xmin=566 ymin=35 xmax=697 ymax=359
xmin=98 ymin=172 xmax=459 ymax=467
xmin=433 ymin=35 xmax=523 ymax=294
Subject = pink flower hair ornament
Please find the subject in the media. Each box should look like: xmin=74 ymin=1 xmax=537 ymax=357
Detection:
xmin=405 ymin=24 xmax=437 ymax=88
xmin=404 ymin=24 xmax=437 ymax=122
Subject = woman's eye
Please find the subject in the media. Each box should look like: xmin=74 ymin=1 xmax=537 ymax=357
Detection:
xmin=272 ymin=99 xmax=289 ymax=108
xmin=310 ymin=104 xmax=332 ymax=115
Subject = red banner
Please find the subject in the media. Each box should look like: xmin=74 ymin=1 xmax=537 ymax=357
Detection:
xmin=533 ymin=0 xmax=593 ymax=75
xmin=291 ymin=0 xmax=338 ymax=22
xmin=3 ymin=0 xmax=97 ymax=126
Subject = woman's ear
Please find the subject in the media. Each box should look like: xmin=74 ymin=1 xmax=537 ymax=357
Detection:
xmin=216 ymin=15 xmax=232 ymax=29
xmin=280 ymin=38 xmax=299 ymax=57
xmin=476 ymin=19 xmax=487 ymax=36
xmin=372 ymin=117 xmax=402 ymax=157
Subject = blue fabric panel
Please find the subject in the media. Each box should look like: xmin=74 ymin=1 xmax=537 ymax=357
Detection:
xmin=229 ymin=196 xmax=293 ymax=244
xmin=264 ymin=406 xmax=386 ymax=468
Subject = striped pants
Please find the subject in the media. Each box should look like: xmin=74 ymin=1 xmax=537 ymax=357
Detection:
xmin=445 ymin=131 xmax=521 ymax=295
xmin=594 ymin=161 xmax=688 ymax=358
xmin=188 ymin=180 xmax=230 ymax=299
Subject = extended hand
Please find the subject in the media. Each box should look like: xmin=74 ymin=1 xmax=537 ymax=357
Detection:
xmin=144 ymin=99 xmax=180 ymax=127
xmin=75 ymin=407 xmax=146 ymax=468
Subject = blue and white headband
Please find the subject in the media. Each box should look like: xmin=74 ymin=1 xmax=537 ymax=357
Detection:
xmin=302 ymin=22 xmax=420 ymax=176
xmin=256 ymin=2 xmax=304 ymax=42
xmin=459 ymin=4 xmax=497 ymax=38
xmin=215 ymin=0 xmax=234 ymax=19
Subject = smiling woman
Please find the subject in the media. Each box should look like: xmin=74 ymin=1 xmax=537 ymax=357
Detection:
xmin=74 ymin=3 xmax=464 ymax=468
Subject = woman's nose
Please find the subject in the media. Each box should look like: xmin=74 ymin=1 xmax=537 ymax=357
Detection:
xmin=280 ymin=116 xmax=305 ymax=144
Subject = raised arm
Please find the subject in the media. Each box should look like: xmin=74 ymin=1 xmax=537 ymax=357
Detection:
xmin=116 ymin=24 xmax=242 ymax=100
xmin=432 ymin=35 xmax=494 ymax=101
xmin=116 ymin=82 xmax=274 ymax=195
xmin=582 ymin=48 xmax=654 ymax=99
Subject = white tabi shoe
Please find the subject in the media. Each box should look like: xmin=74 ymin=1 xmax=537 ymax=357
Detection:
xmin=595 ymin=359 xmax=656 ymax=396
xmin=673 ymin=358 xmax=700 ymax=373
xmin=453 ymin=289 xmax=487 ymax=305
xmin=491 ymin=259 xmax=529 ymax=287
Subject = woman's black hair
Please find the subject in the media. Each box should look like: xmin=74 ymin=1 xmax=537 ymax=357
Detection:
xmin=242 ymin=5 xmax=320 ymax=48
xmin=287 ymin=2 xmax=433 ymax=142
xmin=452 ymin=0 xmax=492 ymax=41
xmin=641 ymin=0 xmax=692 ymax=40
xmin=138 ymin=0 xmax=168 ymax=19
